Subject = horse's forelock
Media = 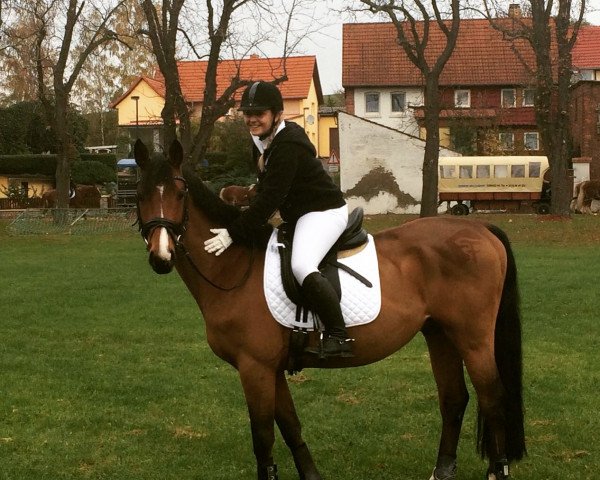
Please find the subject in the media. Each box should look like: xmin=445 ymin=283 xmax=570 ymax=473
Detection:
xmin=139 ymin=156 xmax=176 ymax=196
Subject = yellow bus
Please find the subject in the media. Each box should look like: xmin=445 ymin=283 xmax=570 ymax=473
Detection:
xmin=438 ymin=156 xmax=550 ymax=215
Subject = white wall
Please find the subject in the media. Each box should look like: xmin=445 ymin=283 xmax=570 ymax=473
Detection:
xmin=338 ymin=112 xmax=459 ymax=214
xmin=352 ymin=87 xmax=423 ymax=137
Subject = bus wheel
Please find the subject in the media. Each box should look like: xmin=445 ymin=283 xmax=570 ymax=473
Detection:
xmin=451 ymin=203 xmax=467 ymax=215
xmin=536 ymin=203 xmax=550 ymax=215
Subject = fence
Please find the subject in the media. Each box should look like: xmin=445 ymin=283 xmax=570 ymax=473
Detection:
xmin=0 ymin=197 xmax=45 ymax=209
xmin=7 ymin=208 xmax=138 ymax=235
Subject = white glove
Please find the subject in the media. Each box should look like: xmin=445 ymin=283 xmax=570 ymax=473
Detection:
xmin=204 ymin=228 xmax=233 ymax=256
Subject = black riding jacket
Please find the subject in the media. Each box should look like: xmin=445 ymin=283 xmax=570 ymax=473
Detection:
xmin=227 ymin=121 xmax=345 ymax=244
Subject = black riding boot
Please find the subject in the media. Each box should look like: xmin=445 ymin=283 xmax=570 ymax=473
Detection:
xmin=302 ymin=272 xmax=353 ymax=358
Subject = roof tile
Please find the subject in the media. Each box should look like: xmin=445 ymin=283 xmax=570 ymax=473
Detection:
xmin=343 ymin=18 xmax=597 ymax=87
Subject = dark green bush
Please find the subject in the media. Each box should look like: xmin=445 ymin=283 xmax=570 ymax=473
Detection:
xmin=72 ymin=160 xmax=116 ymax=184
xmin=0 ymin=154 xmax=57 ymax=175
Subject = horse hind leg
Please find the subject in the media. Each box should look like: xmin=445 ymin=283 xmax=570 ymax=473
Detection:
xmin=274 ymin=371 xmax=322 ymax=480
xmin=422 ymin=320 xmax=469 ymax=480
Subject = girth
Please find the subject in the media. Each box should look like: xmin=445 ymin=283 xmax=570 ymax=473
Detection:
xmin=276 ymin=207 xmax=371 ymax=306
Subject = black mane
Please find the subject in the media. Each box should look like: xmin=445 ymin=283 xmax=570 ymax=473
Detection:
xmin=182 ymin=164 xmax=242 ymax=225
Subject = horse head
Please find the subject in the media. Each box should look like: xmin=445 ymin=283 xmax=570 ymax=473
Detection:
xmin=134 ymin=139 xmax=188 ymax=274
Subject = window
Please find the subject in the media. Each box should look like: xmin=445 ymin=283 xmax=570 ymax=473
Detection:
xmin=459 ymin=165 xmax=473 ymax=178
xmin=365 ymin=92 xmax=380 ymax=113
xmin=511 ymin=165 xmax=525 ymax=178
xmin=391 ymin=92 xmax=406 ymax=112
xmin=501 ymin=88 xmax=516 ymax=108
xmin=499 ymin=132 xmax=514 ymax=150
xmin=523 ymin=88 xmax=535 ymax=106
xmin=440 ymin=165 xmax=456 ymax=178
xmin=524 ymin=132 xmax=539 ymax=150
xmin=529 ymin=162 xmax=541 ymax=178
xmin=494 ymin=165 xmax=509 ymax=178
xmin=454 ymin=89 xmax=471 ymax=108
xmin=476 ymin=165 xmax=490 ymax=178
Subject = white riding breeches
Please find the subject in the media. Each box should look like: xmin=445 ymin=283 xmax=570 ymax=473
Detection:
xmin=291 ymin=204 xmax=349 ymax=284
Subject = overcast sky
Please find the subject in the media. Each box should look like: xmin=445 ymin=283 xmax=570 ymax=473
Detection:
xmin=294 ymin=5 xmax=600 ymax=95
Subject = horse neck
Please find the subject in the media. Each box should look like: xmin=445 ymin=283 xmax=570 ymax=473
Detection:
xmin=175 ymin=202 xmax=259 ymax=313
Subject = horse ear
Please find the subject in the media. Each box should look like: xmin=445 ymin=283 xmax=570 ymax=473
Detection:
xmin=134 ymin=139 xmax=149 ymax=168
xmin=168 ymin=139 xmax=184 ymax=168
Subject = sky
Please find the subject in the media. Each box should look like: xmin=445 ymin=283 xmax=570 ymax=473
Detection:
xmin=295 ymin=5 xmax=600 ymax=96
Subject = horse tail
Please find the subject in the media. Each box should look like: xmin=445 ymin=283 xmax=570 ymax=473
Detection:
xmin=478 ymin=224 xmax=526 ymax=462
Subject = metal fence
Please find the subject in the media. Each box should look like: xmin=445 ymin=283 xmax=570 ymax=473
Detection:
xmin=7 ymin=208 xmax=138 ymax=235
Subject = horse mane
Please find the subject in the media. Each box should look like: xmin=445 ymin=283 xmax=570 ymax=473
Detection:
xmin=182 ymin=165 xmax=242 ymax=225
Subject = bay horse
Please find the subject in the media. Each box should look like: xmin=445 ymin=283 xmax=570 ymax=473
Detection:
xmin=42 ymin=184 xmax=101 ymax=208
xmin=133 ymin=139 xmax=525 ymax=480
xmin=219 ymin=183 xmax=257 ymax=207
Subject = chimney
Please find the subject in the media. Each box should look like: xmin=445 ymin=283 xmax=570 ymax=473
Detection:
xmin=508 ymin=4 xmax=522 ymax=17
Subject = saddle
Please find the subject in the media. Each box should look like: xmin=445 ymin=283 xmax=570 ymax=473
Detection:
xmin=276 ymin=207 xmax=371 ymax=305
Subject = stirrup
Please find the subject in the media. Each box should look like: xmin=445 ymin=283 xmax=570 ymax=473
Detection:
xmin=305 ymin=335 xmax=354 ymax=359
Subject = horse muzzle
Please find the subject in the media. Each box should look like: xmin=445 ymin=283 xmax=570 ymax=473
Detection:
xmin=144 ymin=225 xmax=178 ymax=274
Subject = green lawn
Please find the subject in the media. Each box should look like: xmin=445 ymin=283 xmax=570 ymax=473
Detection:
xmin=1 ymin=214 xmax=599 ymax=479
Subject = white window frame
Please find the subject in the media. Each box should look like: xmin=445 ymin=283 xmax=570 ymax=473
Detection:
xmin=501 ymin=88 xmax=517 ymax=108
xmin=523 ymin=88 xmax=535 ymax=107
xmin=499 ymin=132 xmax=514 ymax=151
xmin=524 ymin=132 xmax=539 ymax=150
xmin=390 ymin=92 xmax=406 ymax=113
xmin=365 ymin=92 xmax=380 ymax=115
xmin=454 ymin=89 xmax=471 ymax=108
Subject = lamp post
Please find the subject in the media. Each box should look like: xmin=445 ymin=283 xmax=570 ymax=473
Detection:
xmin=131 ymin=95 xmax=140 ymax=140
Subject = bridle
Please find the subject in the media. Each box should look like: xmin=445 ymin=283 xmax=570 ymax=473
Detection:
xmin=137 ymin=175 xmax=189 ymax=246
xmin=136 ymin=175 xmax=253 ymax=291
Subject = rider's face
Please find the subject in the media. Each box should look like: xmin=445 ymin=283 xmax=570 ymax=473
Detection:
xmin=243 ymin=109 xmax=275 ymax=137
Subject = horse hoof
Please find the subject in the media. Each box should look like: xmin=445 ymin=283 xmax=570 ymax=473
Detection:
xmin=430 ymin=468 xmax=457 ymax=480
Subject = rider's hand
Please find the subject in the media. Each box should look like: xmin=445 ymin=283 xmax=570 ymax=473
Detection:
xmin=204 ymin=228 xmax=233 ymax=256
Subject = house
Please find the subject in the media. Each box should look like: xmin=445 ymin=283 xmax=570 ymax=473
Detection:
xmin=571 ymin=26 xmax=600 ymax=180
xmin=343 ymin=18 xmax=543 ymax=156
xmin=110 ymin=55 xmax=330 ymax=156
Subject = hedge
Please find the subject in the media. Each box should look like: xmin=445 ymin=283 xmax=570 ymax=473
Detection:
xmin=0 ymin=153 xmax=117 ymax=176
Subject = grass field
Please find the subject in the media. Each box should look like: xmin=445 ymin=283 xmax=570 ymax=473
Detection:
xmin=1 ymin=213 xmax=599 ymax=479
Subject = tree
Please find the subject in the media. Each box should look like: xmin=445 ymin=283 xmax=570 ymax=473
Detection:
xmin=1 ymin=0 xmax=127 ymax=209
xmin=353 ymin=0 xmax=460 ymax=217
xmin=139 ymin=0 xmax=320 ymax=166
xmin=483 ymin=0 xmax=586 ymax=216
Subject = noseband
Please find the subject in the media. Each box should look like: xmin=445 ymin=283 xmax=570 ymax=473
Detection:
xmin=136 ymin=175 xmax=189 ymax=247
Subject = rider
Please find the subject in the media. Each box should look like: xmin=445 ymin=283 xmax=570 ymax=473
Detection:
xmin=203 ymin=81 xmax=353 ymax=358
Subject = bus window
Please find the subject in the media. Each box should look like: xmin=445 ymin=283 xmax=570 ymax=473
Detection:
xmin=511 ymin=164 xmax=525 ymax=178
xmin=494 ymin=165 xmax=509 ymax=178
xmin=440 ymin=165 xmax=456 ymax=178
xmin=459 ymin=165 xmax=473 ymax=178
xmin=476 ymin=165 xmax=490 ymax=178
xmin=529 ymin=162 xmax=541 ymax=177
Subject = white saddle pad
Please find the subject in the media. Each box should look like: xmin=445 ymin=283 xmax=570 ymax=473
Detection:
xmin=264 ymin=229 xmax=381 ymax=330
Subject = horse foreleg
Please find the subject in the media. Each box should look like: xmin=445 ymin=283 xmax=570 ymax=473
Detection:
xmin=239 ymin=362 xmax=279 ymax=480
xmin=274 ymin=371 xmax=322 ymax=480
xmin=422 ymin=321 xmax=469 ymax=480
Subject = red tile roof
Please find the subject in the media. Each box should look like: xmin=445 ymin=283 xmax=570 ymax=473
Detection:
xmin=343 ymin=19 xmax=547 ymax=87
xmin=573 ymin=25 xmax=600 ymax=68
xmin=111 ymin=55 xmax=321 ymax=108
xmin=158 ymin=55 xmax=321 ymax=103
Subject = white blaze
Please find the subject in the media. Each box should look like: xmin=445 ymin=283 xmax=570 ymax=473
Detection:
xmin=156 ymin=185 xmax=172 ymax=261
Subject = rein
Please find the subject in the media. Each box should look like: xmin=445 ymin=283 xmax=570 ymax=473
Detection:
xmin=136 ymin=176 xmax=254 ymax=292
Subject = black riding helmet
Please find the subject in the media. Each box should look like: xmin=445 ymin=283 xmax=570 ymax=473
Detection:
xmin=239 ymin=81 xmax=283 ymax=113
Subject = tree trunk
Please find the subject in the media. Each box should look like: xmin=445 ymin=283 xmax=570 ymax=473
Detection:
xmin=420 ymin=76 xmax=442 ymax=217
